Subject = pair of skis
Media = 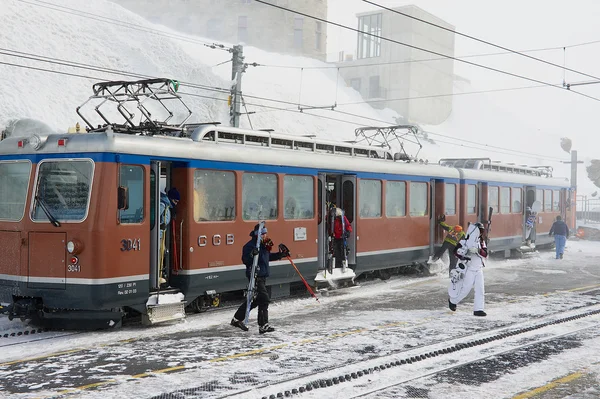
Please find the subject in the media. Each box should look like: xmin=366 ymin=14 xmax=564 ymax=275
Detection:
xmin=244 ymin=221 xmax=264 ymax=327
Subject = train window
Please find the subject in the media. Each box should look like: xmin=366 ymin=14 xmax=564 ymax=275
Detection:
xmin=536 ymin=189 xmax=544 ymax=208
xmin=500 ymin=187 xmax=511 ymax=214
xmin=32 ymin=159 xmax=93 ymax=222
xmin=284 ymin=175 xmax=314 ymax=219
xmin=385 ymin=181 xmax=406 ymax=217
xmin=467 ymin=185 xmax=476 ymax=214
xmin=359 ymin=179 xmax=382 ymax=218
xmin=194 ymin=170 xmax=236 ymax=221
xmin=445 ymin=183 xmax=456 ymax=215
xmin=553 ymin=190 xmax=560 ymax=211
xmin=488 ymin=186 xmax=499 ymax=214
xmin=119 ymin=165 xmax=144 ymax=224
xmin=409 ymin=182 xmax=427 ymax=217
xmin=242 ymin=173 xmax=277 ymax=220
xmin=512 ymin=188 xmax=522 ymax=213
xmin=0 ymin=161 xmax=31 ymax=221
xmin=544 ymin=190 xmax=552 ymax=211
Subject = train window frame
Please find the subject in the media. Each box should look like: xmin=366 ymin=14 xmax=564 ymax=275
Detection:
xmin=467 ymin=184 xmax=476 ymax=214
xmin=409 ymin=181 xmax=428 ymax=217
xmin=30 ymin=158 xmax=95 ymax=223
xmin=544 ymin=189 xmax=552 ymax=211
xmin=194 ymin=169 xmax=236 ymax=222
xmin=118 ymin=165 xmax=144 ymax=224
xmin=488 ymin=186 xmax=499 ymax=214
xmin=536 ymin=189 xmax=544 ymax=209
xmin=445 ymin=183 xmax=456 ymax=215
xmin=283 ymin=175 xmax=314 ymax=220
xmin=552 ymin=190 xmax=560 ymax=211
xmin=0 ymin=160 xmax=32 ymax=222
xmin=500 ymin=186 xmax=511 ymax=214
xmin=242 ymin=172 xmax=278 ymax=220
xmin=512 ymin=187 xmax=523 ymax=214
xmin=359 ymin=179 xmax=382 ymax=218
xmin=385 ymin=180 xmax=406 ymax=218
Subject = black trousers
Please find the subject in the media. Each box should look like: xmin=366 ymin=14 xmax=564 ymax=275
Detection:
xmin=434 ymin=241 xmax=458 ymax=272
xmin=234 ymin=277 xmax=270 ymax=326
xmin=333 ymin=238 xmax=346 ymax=268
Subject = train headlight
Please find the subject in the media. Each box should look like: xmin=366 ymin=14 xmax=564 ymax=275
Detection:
xmin=66 ymin=239 xmax=83 ymax=255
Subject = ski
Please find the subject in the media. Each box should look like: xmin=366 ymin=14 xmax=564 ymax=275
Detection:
xmin=486 ymin=206 xmax=493 ymax=244
xmin=327 ymin=205 xmax=335 ymax=275
xmin=244 ymin=221 xmax=264 ymax=327
xmin=341 ymin=209 xmax=349 ymax=272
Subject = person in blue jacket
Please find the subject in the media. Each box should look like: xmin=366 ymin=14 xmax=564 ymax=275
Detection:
xmin=231 ymin=223 xmax=289 ymax=334
xmin=549 ymin=215 xmax=569 ymax=259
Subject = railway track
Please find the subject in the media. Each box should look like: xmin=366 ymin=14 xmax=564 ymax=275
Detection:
xmin=147 ymin=303 xmax=600 ymax=399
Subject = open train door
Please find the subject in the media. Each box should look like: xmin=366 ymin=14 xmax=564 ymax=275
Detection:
xmin=317 ymin=173 xmax=327 ymax=272
xmin=341 ymin=175 xmax=357 ymax=267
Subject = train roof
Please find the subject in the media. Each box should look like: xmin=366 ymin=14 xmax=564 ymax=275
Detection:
xmin=0 ymin=126 xmax=569 ymax=187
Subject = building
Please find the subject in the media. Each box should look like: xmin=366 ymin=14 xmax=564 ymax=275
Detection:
xmin=113 ymin=0 xmax=328 ymax=61
xmin=336 ymin=5 xmax=456 ymax=125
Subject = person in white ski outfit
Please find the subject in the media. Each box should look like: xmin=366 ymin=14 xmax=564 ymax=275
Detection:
xmin=448 ymin=222 xmax=488 ymax=316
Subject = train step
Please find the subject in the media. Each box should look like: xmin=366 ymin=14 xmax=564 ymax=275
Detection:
xmin=142 ymin=291 xmax=186 ymax=325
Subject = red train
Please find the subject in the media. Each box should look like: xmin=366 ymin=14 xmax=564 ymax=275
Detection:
xmin=0 ymin=79 xmax=573 ymax=329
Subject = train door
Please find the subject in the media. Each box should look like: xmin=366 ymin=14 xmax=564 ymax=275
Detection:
xmin=150 ymin=161 xmax=161 ymax=289
xmin=429 ymin=179 xmax=438 ymax=256
xmin=524 ymin=186 xmax=536 ymax=244
xmin=341 ymin=175 xmax=357 ymax=265
xmin=316 ymin=173 xmax=357 ymax=270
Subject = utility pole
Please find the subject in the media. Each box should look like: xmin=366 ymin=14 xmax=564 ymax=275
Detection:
xmin=562 ymin=150 xmax=584 ymax=229
xmin=230 ymin=45 xmax=245 ymax=128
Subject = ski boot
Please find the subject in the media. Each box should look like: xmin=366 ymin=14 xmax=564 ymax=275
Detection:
xmin=259 ymin=323 xmax=275 ymax=334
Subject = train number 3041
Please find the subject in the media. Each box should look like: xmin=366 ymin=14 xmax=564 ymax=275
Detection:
xmin=121 ymin=238 xmax=141 ymax=251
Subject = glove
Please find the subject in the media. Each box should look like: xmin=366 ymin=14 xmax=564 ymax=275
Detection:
xmin=279 ymin=245 xmax=290 ymax=258
xmin=159 ymin=223 xmax=166 ymax=230
xmin=344 ymin=231 xmax=350 ymax=239
xmin=437 ymin=214 xmax=446 ymax=223
xmin=251 ymin=248 xmax=259 ymax=256
xmin=468 ymin=247 xmax=479 ymax=254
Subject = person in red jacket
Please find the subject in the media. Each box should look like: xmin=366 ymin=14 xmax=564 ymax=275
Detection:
xmin=332 ymin=207 xmax=352 ymax=269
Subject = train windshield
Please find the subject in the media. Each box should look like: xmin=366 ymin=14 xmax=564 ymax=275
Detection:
xmin=0 ymin=160 xmax=31 ymax=221
xmin=32 ymin=159 xmax=94 ymax=222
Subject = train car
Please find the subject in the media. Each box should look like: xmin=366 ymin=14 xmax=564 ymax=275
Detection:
xmin=0 ymin=79 xmax=571 ymax=329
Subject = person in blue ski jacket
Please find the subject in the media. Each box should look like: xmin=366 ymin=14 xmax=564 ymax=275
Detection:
xmin=158 ymin=188 xmax=180 ymax=284
xmin=549 ymin=215 xmax=569 ymax=259
xmin=231 ymin=223 xmax=289 ymax=334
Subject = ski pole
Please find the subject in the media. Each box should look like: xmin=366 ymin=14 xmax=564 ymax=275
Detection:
xmin=285 ymin=255 xmax=320 ymax=303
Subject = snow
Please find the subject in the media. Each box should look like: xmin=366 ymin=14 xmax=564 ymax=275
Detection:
xmin=146 ymin=292 xmax=185 ymax=306
xmin=1 ymin=240 xmax=600 ymax=399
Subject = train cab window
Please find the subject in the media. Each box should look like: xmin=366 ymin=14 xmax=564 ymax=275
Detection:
xmin=32 ymin=159 xmax=93 ymax=222
xmin=359 ymin=179 xmax=382 ymax=218
xmin=409 ymin=182 xmax=428 ymax=217
xmin=0 ymin=161 xmax=31 ymax=221
xmin=385 ymin=181 xmax=406 ymax=217
xmin=467 ymin=184 xmax=476 ymax=214
xmin=194 ymin=170 xmax=236 ymax=221
xmin=284 ymin=175 xmax=314 ymax=219
xmin=552 ymin=190 xmax=560 ymax=211
xmin=500 ymin=187 xmax=511 ymax=214
xmin=544 ymin=190 xmax=552 ymax=211
xmin=512 ymin=187 xmax=522 ymax=213
xmin=118 ymin=165 xmax=144 ymax=224
xmin=488 ymin=186 xmax=499 ymax=214
xmin=242 ymin=173 xmax=277 ymax=220
xmin=445 ymin=183 xmax=456 ymax=215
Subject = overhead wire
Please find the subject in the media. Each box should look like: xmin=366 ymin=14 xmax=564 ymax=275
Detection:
xmin=253 ymin=0 xmax=600 ymax=104
xmin=0 ymin=2 xmax=574 ymax=162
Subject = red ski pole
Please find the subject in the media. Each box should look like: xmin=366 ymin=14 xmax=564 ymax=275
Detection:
xmin=287 ymin=256 xmax=319 ymax=303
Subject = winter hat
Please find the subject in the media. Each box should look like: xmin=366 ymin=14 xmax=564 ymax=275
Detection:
xmin=167 ymin=188 xmax=181 ymax=201
xmin=251 ymin=223 xmax=268 ymax=236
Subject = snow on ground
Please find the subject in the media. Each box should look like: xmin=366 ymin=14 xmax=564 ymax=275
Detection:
xmin=1 ymin=240 xmax=600 ymax=399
